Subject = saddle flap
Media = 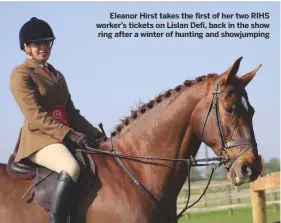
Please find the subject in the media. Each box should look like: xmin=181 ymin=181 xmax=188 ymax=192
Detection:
xmin=33 ymin=167 xmax=59 ymax=211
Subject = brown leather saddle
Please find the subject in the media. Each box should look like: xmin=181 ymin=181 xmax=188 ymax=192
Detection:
xmin=6 ymin=146 xmax=96 ymax=213
xmin=6 ymin=124 xmax=108 ymax=222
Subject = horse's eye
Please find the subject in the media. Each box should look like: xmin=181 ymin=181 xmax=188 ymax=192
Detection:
xmin=225 ymin=105 xmax=235 ymax=114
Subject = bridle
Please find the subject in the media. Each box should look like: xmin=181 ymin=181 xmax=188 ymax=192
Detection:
xmin=76 ymin=78 xmax=257 ymax=222
xmin=201 ymin=78 xmax=257 ymax=171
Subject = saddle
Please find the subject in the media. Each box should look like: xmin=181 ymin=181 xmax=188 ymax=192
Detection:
xmin=6 ymin=144 xmax=97 ymax=213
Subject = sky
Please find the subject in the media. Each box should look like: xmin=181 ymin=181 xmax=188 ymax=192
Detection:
xmin=0 ymin=1 xmax=279 ymax=164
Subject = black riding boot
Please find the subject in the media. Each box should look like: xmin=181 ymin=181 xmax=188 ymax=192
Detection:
xmin=49 ymin=170 xmax=76 ymax=223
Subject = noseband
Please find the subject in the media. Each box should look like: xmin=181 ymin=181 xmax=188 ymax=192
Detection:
xmin=201 ymin=79 xmax=257 ymax=170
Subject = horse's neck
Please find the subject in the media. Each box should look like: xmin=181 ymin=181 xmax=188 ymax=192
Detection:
xmin=114 ymin=83 xmax=205 ymax=204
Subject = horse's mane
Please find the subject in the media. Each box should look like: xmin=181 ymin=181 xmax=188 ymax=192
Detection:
xmin=111 ymin=73 xmax=219 ymax=137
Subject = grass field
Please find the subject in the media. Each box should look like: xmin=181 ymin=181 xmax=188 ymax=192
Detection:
xmin=178 ymin=205 xmax=280 ymax=223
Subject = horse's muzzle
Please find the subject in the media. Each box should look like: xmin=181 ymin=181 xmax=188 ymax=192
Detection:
xmin=227 ymin=157 xmax=262 ymax=186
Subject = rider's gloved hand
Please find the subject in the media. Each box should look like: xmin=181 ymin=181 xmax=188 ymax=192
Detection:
xmin=65 ymin=129 xmax=89 ymax=146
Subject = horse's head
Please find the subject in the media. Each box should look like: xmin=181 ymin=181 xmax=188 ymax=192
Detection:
xmin=193 ymin=57 xmax=262 ymax=186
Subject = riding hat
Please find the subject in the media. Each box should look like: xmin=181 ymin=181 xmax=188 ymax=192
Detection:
xmin=19 ymin=17 xmax=56 ymax=50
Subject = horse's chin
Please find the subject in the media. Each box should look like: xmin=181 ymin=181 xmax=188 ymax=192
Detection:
xmin=227 ymin=168 xmax=244 ymax=186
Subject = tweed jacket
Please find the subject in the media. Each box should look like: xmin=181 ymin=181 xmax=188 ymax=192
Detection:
xmin=10 ymin=58 xmax=102 ymax=162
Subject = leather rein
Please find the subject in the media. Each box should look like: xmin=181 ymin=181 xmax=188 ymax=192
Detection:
xmin=76 ymin=78 xmax=257 ymax=222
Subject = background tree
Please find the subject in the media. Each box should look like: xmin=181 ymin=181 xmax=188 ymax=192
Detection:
xmin=262 ymin=158 xmax=280 ymax=175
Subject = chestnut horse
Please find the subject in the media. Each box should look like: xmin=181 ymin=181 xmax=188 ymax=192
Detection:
xmin=0 ymin=57 xmax=262 ymax=223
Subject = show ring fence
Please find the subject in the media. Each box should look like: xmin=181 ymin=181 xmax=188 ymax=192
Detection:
xmin=177 ymin=172 xmax=280 ymax=222
xmin=250 ymin=172 xmax=280 ymax=223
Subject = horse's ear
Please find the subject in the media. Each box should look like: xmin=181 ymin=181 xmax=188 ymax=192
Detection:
xmin=240 ymin=64 xmax=262 ymax=88
xmin=219 ymin=57 xmax=243 ymax=84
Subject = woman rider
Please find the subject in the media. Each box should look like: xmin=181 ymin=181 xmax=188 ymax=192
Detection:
xmin=10 ymin=17 xmax=103 ymax=222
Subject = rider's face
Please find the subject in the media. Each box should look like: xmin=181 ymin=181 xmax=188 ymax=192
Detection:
xmin=26 ymin=40 xmax=52 ymax=63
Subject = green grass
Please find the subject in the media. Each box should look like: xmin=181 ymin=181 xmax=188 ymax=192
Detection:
xmin=179 ymin=205 xmax=280 ymax=223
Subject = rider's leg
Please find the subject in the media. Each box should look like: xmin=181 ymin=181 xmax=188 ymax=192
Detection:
xmin=29 ymin=143 xmax=80 ymax=223
xmin=29 ymin=143 xmax=80 ymax=182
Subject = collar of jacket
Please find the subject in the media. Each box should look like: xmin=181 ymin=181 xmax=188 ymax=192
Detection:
xmin=24 ymin=58 xmax=66 ymax=92
xmin=25 ymin=58 xmax=47 ymax=69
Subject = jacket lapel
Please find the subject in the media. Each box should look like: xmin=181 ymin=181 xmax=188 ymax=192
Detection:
xmin=25 ymin=58 xmax=67 ymax=92
xmin=47 ymin=64 xmax=68 ymax=91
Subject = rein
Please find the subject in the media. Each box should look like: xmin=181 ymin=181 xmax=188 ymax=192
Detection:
xmin=78 ymin=145 xmax=227 ymax=164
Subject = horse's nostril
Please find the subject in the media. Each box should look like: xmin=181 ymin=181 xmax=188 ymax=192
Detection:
xmin=242 ymin=164 xmax=252 ymax=177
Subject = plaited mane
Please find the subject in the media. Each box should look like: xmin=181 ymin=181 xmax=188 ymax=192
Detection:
xmin=111 ymin=73 xmax=218 ymax=137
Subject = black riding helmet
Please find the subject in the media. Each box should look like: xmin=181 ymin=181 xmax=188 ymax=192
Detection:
xmin=19 ymin=17 xmax=56 ymax=50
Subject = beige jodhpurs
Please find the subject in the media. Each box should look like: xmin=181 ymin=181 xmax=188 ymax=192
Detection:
xmin=29 ymin=143 xmax=80 ymax=182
